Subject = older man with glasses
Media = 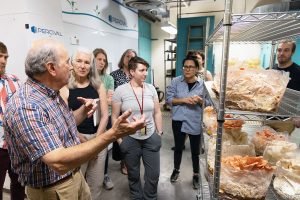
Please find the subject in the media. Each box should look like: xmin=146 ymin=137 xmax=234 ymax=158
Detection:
xmin=4 ymin=39 xmax=145 ymax=200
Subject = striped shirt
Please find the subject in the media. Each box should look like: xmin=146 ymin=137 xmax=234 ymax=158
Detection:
xmin=4 ymin=78 xmax=80 ymax=187
xmin=0 ymin=74 xmax=21 ymax=149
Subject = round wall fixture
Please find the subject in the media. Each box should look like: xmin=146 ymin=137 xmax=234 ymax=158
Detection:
xmin=124 ymin=0 xmax=165 ymax=10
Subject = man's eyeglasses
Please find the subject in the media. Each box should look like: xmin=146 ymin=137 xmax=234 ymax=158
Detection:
xmin=183 ymin=65 xmax=196 ymax=70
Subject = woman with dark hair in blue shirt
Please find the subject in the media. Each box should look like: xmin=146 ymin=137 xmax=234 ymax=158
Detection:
xmin=166 ymin=56 xmax=205 ymax=190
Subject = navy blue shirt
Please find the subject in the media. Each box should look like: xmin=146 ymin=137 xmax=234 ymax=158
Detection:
xmin=273 ymin=63 xmax=300 ymax=91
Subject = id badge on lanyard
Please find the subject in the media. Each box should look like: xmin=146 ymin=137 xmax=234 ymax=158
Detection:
xmin=130 ymin=83 xmax=146 ymax=135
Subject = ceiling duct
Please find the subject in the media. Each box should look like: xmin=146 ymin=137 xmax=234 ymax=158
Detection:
xmin=149 ymin=7 xmax=169 ymax=18
xmin=124 ymin=0 xmax=165 ymax=10
xmin=251 ymin=0 xmax=300 ymax=13
xmin=139 ymin=10 xmax=162 ymax=22
xmin=138 ymin=6 xmax=168 ymax=22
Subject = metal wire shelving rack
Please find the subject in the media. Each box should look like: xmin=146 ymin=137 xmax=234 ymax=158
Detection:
xmin=198 ymin=0 xmax=300 ymax=199
xmin=209 ymin=88 xmax=300 ymax=121
xmin=206 ymin=11 xmax=300 ymax=44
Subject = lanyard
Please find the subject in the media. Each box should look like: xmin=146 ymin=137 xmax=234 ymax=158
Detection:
xmin=130 ymin=82 xmax=144 ymax=115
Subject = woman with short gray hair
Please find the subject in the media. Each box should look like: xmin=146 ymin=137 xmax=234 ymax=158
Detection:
xmin=60 ymin=47 xmax=109 ymax=199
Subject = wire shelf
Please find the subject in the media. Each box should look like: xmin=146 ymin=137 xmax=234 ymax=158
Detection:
xmin=206 ymin=11 xmax=300 ymax=44
xmin=205 ymin=171 xmax=283 ymax=200
xmin=196 ymin=183 xmax=211 ymax=200
xmin=204 ymin=5 xmax=300 ymax=199
xmin=206 ymin=86 xmax=300 ymax=121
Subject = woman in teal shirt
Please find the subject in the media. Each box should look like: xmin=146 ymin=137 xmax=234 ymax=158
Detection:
xmin=93 ymin=48 xmax=115 ymax=190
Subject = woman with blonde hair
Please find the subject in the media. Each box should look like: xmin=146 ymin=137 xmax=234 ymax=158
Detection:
xmin=61 ymin=47 xmax=108 ymax=199
xmin=111 ymin=49 xmax=137 ymax=89
xmin=167 ymin=56 xmax=205 ymax=189
xmin=93 ymin=48 xmax=114 ymax=190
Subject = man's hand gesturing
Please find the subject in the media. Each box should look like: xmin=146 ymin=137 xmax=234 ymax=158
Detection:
xmin=112 ymin=110 xmax=146 ymax=139
xmin=77 ymin=97 xmax=98 ymax=118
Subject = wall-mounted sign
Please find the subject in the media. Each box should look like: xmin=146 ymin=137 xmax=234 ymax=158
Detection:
xmin=30 ymin=25 xmax=63 ymax=36
xmin=62 ymin=0 xmax=138 ymax=38
xmin=108 ymin=14 xmax=127 ymax=27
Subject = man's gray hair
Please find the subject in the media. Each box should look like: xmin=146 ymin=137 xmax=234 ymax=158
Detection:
xmin=278 ymin=39 xmax=296 ymax=53
xmin=25 ymin=42 xmax=59 ymax=78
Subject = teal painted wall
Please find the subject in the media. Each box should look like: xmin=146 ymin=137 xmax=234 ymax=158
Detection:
xmin=260 ymin=43 xmax=272 ymax=68
xmin=176 ymin=16 xmax=215 ymax=76
xmin=293 ymin=39 xmax=300 ymax=64
xmin=138 ymin=17 xmax=152 ymax=83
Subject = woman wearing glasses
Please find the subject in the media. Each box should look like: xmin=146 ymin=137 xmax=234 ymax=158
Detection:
xmin=60 ymin=47 xmax=109 ymax=199
xmin=166 ymin=56 xmax=205 ymax=190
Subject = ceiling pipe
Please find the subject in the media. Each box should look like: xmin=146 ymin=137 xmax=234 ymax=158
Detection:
xmin=139 ymin=10 xmax=161 ymax=22
xmin=251 ymin=0 xmax=300 ymax=12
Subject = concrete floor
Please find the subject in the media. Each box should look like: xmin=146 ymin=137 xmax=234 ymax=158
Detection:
xmin=3 ymin=111 xmax=205 ymax=200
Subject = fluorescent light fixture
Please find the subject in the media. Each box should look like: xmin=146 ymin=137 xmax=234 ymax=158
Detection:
xmin=161 ymin=21 xmax=177 ymax=35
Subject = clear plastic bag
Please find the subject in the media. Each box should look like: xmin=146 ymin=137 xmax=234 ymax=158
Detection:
xmin=273 ymin=158 xmax=300 ymax=200
xmin=220 ymin=156 xmax=274 ymax=199
xmin=207 ymin=137 xmax=255 ymax=173
xmin=251 ymin=126 xmax=288 ymax=155
xmin=213 ymin=69 xmax=290 ymax=112
xmin=203 ymin=106 xmax=217 ymax=135
xmin=263 ymin=141 xmax=297 ymax=165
